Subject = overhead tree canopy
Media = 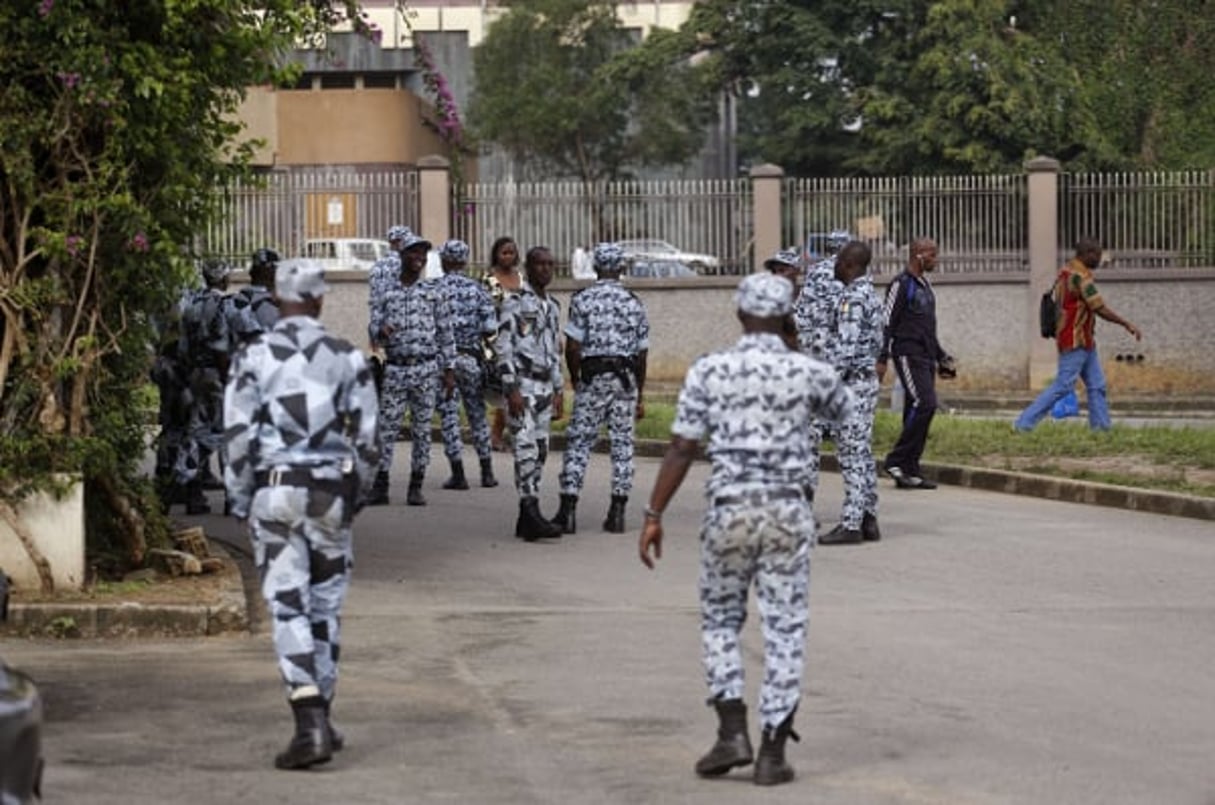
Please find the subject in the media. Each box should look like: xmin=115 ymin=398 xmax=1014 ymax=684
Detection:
xmin=0 ymin=0 xmax=384 ymax=581
xmin=630 ymin=0 xmax=1215 ymax=176
xmin=467 ymin=0 xmax=715 ymax=185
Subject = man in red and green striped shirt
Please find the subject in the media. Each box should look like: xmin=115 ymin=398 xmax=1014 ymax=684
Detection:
xmin=1014 ymin=239 xmax=1142 ymax=432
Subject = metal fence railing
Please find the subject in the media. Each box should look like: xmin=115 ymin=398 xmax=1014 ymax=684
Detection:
xmin=1060 ymin=171 xmax=1215 ymax=269
xmin=454 ymin=179 xmax=752 ymax=276
xmin=784 ymin=174 xmax=1029 ymax=275
xmin=199 ymin=170 xmax=420 ymax=265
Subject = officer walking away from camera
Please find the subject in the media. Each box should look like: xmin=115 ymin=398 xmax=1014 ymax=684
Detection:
xmin=223 ymin=259 xmax=379 ymax=771
xmin=176 ymin=259 xmax=236 ymax=512
xmin=552 ymin=242 xmax=650 ymax=535
xmin=366 ymin=226 xmax=409 ymax=393
xmin=435 ymin=239 xmax=499 ymax=490
xmin=152 ymin=286 xmax=192 ymax=513
xmin=819 ymin=242 xmax=884 ymax=545
xmin=495 ymin=246 xmax=566 ymax=541
xmin=239 ymin=248 xmax=281 ymax=333
xmin=879 ymin=238 xmax=956 ymax=489
xmin=367 ymin=231 xmax=456 ymax=506
xmin=638 ymin=273 xmax=852 ymax=787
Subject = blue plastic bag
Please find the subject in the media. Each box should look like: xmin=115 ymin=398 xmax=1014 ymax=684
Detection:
xmin=1051 ymin=389 xmax=1080 ymax=419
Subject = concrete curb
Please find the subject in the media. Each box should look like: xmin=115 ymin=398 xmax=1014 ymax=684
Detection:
xmin=3 ymin=539 xmax=249 ymax=639
xmin=551 ymin=434 xmax=1215 ymax=522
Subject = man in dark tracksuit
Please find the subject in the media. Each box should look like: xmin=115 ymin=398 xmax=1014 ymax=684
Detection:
xmin=877 ymin=238 xmax=956 ymax=490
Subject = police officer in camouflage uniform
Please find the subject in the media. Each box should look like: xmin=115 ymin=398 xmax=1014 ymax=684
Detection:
xmin=175 ymin=260 xmax=236 ymax=513
xmin=435 ymin=239 xmax=499 ymax=491
xmin=552 ymin=242 xmax=649 ymax=534
xmin=368 ymin=225 xmax=408 ymax=318
xmin=639 ymin=273 xmax=852 ymax=787
xmin=224 ymin=258 xmax=379 ymax=771
xmin=819 ymin=242 xmax=884 ymax=545
xmin=764 ymin=249 xmax=803 ymax=349
xmin=238 ymin=247 xmax=281 ymax=334
xmin=495 ymin=246 xmax=565 ymax=542
xmin=792 ymin=248 xmax=843 ymax=495
xmin=367 ymin=231 xmax=456 ymax=506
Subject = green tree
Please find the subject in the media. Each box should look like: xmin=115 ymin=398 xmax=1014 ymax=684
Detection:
xmin=0 ymin=0 xmax=380 ymax=590
xmin=468 ymin=0 xmax=714 ymax=201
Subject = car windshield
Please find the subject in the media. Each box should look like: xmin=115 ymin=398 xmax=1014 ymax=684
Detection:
xmin=349 ymin=242 xmax=379 ymax=261
xmin=621 ymin=240 xmax=675 ymax=253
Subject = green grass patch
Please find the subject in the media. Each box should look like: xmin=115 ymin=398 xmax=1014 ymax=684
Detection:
xmin=548 ymin=401 xmax=1215 ymax=497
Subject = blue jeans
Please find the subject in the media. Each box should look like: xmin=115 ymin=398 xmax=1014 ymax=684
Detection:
xmin=1014 ymin=347 xmax=1110 ymax=431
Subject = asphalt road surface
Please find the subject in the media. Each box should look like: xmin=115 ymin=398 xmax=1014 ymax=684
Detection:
xmin=7 ymin=447 xmax=1215 ymax=804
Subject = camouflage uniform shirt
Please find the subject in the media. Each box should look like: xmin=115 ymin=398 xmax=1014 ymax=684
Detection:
xmin=369 ymin=278 xmax=457 ymax=369
xmin=794 ymin=258 xmax=844 ymax=363
xmin=564 ymin=279 xmax=649 ymax=357
xmin=437 ymin=272 xmax=497 ymax=353
xmin=496 ymin=281 xmax=562 ymax=393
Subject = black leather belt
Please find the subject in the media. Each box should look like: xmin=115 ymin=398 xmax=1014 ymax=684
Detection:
xmin=712 ymin=487 xmax=811 ymax=508
xmin=387 ymin=354 xmax=436 ymax=366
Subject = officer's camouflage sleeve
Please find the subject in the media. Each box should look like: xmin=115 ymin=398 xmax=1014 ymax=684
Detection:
xmin=548 ymin=298 xmax=563 ymax=391
xmin=478 ymin=285 xmax=498 ymax=338
xmin=864 ymin=289 xmax=884 ymax=361
xmin=814 ymin=370 xmax=854 ymax=430
xmin=564 ymin=291 xmax=586 ymax=343
xmin=434 ymin=289 xmax=457 ymax=369
xmin=368 ymin=287 xmax=388 ymax=346
xmin=222 ymin=344 xmax=261 ymax=518
xmin=671 ymin=359 xmax=710 ymax=441
xmin=636 ymin=302 xmax=651 ymax=351
xmin=494 ymin=293 xmax=522 ymax=388
xmin=344 ymin=350 xmax=381 ymax=494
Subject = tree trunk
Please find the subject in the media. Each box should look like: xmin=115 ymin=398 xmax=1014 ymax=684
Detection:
xmin=94 ymin=475 xmax=147 ymax=566
xmin=0 ymin=501 xmax=55 ymax=595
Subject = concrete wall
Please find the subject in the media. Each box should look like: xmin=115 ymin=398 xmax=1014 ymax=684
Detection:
xmin=244 ymin=268 xmax=1215 ymax=394
xmin=0 ymin=481 xmax=85 ymax=592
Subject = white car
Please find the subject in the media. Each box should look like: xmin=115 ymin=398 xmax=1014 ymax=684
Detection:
xmin=617 ymin=239 xmax=719 ymax=271
xmin=301 ymin=238 xmax=390 ymax=271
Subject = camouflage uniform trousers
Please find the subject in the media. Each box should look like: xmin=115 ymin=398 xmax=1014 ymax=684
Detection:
xmin=558 ymin=373 xmax=637 ymax=497
xmin=249 ymin=484 xmax=354 ymax=700
xmin=507 ymin=377 xmax=554 ymax=499
xmin=836 ymin=375 xmax=880 ymax=529
xmin=700 ymin=493 xmax=814 ymax=731
xmin=179 ymin=366 xmax=223 ymax=484
xmin=437 ymin=353 xmax=492 ymax=461
xmin=378 ymin=362 xmax=439 ymax=476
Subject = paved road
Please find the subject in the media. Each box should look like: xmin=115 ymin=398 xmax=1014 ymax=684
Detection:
xmin=8 ymin=447 xmax=1215 ymax=804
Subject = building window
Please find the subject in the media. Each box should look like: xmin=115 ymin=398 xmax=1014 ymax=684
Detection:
xmin=363 ymin=74 xmax=398 ymax=89
xmin=320 ymin=74 xmax=357 ymax=90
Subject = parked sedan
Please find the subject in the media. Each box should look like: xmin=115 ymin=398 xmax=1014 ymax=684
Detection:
xmin=0 ymin=573 xmax=43 ymax=803
xmin=627 ymin=258 xmax=700 ymax=279
xmin=618 ymin=239 xmax=720 ymax=271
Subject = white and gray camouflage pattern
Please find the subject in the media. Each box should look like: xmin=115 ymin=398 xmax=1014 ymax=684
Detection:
xmin=735 ymin=272 xmax=794 ymax=318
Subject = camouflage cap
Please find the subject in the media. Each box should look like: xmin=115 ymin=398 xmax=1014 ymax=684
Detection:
xmin=439 ymin=239 xmax=470 ymax=264
xmin=763 ymin=248 xmax=802 ymax=272
xmin=593 ymin=242 xmax=627 ymax=273
xmin=386 ymin=225 xmax=410 ymax=243
xmin=400 ymin=232 xmax=432 ymax=252
xmin=252 ymin=247 xmax=280 ymax=269
xmin=200 ymin=259 xmax=231 ymax=285
xmin=274 ymin=258 xmax=330 ymax=303
xmin=735 ymin=272 xmax=793 ymax=318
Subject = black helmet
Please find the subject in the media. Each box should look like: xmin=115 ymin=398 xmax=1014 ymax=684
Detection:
xmin=252 ymin=248 xmax=280 ymax=271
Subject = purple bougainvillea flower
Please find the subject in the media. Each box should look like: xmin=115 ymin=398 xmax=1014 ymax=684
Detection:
xmin=130 ymin=232 xmax=150 ymax=252
xmin=38 ymin=0 xmax=53 ymax=17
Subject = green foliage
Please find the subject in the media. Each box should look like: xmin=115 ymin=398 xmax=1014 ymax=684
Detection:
xmin=0 ymin=0 xmax=377 ymax=570
xmin=664 ymin=0 xmax=1215 ymax=175
xmin=468 ymin=0 xmax=714 ymax=185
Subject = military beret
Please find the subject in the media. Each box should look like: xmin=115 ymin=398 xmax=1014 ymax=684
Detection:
xmin=386 ymin=225 xmax=410 ymax=243
xmin=275 ymin=258 xmax=330 ymax=303
xmin=763 ymin=248 xmax=802 ymax=272
xmin=399 ymin=232 xmax=432 ymax=252
xmin=735 ymin=273 xmax=793 ymax=318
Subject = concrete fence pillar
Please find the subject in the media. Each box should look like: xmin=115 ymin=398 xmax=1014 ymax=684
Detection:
xmin=1025 ymin=156 xmax=1061 ymax=389
xmin=418 ymin=154 xmax=452 ymax=245
xmin=750 ymin=163 xmax=784 ymax=273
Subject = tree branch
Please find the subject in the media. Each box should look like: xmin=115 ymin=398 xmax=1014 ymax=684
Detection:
xmin=0 ymin=500 xmax=55 ymax=595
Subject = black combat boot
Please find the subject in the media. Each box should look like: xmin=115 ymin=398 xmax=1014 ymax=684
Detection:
xmin=819 ymin=523 xmax=863 ymax=545
xmin=366 ymin=470 xmax=390 ymax=506
xmin=694 ymin=698 xmax=754 ymax=777
xmin=406 ymin=471 xmax=427 ymax=506
xmin=184 ymin=481 xmax=211 ymax=515
xmin=516 ymin=497 xmax=562 ymax=542
xmin=602 ymin=495 xmax=627 ymax=533
xmin=274 ymin=696 xmax=333 ymax=770
xmin=442 ymin=459 xmax=470 ymax=490
xmin=550 ymin=494 xmax=577 ymax=534
xmin=323 ymin=698 xmax=344 ymax=752
xmin=199 ymin=462 xmax=224 ymax=491
xmin=753 ymin=709 xmax=799 ymax=786
xmin=479 ymin=457 xmax=498 ymax=488
xmin=862 ymin=511 xmax=882 ymax=542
